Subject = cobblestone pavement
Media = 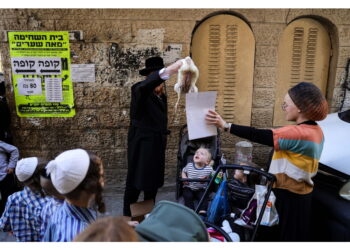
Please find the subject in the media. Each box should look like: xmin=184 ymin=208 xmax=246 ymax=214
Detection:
xmin=0 ymin=186 xmax=176 ymax=242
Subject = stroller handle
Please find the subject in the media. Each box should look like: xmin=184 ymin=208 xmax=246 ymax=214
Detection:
xmin=217 ymin=164 xmax=276 ymax=182
xmin=178 ymin=178 xmax=210 ymax=183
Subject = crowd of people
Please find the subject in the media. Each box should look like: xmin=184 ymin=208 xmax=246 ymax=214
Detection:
xmin=0 ymin=56 xmax=329 ymax=242
xmin=0 ymin=149 xmax=105 ymax=241
xmin=0 ymin=58 xmax=208 ymax=242
xmin=0 ymin=146 xmax=209 ymax=242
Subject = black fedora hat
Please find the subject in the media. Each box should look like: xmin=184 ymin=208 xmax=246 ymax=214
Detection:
xmin=139 ymin=56 xmax=165 ymax=76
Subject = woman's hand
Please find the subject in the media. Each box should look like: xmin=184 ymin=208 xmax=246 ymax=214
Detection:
xmin=205 ymin=109 xmax=226 ymax=129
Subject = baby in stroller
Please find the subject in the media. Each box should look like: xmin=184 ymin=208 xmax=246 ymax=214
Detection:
xmin=175 ymin=124 xmax=221 ymax=213
xmin=181 ymin=147 xmax=214 ymax=217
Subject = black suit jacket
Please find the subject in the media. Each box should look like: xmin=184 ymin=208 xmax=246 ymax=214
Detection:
xmin=127 ymin=71 xmax=168 ymax=190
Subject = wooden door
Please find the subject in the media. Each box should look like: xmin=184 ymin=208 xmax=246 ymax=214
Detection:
xmin=191 ymin=14 xmax=255 ymax=125
xmin=273 ymin=18 xmax=331 ymax=126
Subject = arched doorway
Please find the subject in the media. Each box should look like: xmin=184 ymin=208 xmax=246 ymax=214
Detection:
xmin=273 ymin=18 xmax=332 ymax=126
xmin=191 ymin=14 xmax=255 ymax=125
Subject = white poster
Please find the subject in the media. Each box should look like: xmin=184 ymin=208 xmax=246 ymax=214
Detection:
xmin=186 ymin=91 xmax=217 ymax=140
xmin=17 ymin=78 xmax=42 ymax=95
xmin=71 ymin=64 xmax=95 ymax=82
xmin=45 ymin=77 xmax=63 ymax=102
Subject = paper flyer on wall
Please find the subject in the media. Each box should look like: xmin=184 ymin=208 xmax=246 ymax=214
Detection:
xmin=8 ymin=31 xmax=75 ymax=117
xmin=186 ymin=91 xmax=217 ymax=140
xmin=71 ymin=64 xmax=96 ymax=83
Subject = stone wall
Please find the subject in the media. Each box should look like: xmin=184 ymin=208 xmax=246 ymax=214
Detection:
xmin=0 ymin=8 xmax=350 ymax=194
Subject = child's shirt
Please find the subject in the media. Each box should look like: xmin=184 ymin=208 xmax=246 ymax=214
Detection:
xmin=0 ymin=186 xmax=50 ymax=242
xmin=39 ymin=197 xmax=64 ymax=240
xmin=182 ymin=162 xmax=213 ymax=190
xmin=42 ymin=200 xmax=97 ymax=242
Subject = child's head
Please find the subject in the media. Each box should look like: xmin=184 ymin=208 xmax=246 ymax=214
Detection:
xmin=193 ymin=147 xmax=212 ymax=166
xmin=73 ymin=216 xmax=138 ymax=242
xmin=286 ymin=82 xmax=328 ymax=121
xmin=15 ymin=157 xmax=48 ymax=196
xmin=234 ymin=169 xmax=247 ymax=183
xmin=40 ymin=169 xmax=64 ymax=200
xmin=47 ymin=148 xmax=105 ymax=213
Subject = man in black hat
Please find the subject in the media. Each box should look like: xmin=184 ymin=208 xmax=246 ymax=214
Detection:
xmin=123 ymin=56 xmax=182 ymax=216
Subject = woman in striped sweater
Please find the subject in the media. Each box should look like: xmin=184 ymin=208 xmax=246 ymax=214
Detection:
xmin=206 ymin=82 xmax=328 ymax=241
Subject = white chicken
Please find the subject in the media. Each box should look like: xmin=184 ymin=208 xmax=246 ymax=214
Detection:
xmin=173 ymin=56 xmax=199 ymax=115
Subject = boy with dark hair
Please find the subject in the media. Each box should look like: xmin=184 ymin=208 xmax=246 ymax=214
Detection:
xmin=43 ymin=149 xmax=105 ymax=242
xmin=38 ymin=169 xmax=64 ymax=240
xmin=0 ymin=157 xmax=50 ymax=241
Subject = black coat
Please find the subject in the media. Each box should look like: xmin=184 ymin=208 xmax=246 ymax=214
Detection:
xmin=0 ymin=96 xmax=11 ymax=143
xmin=127 ymin=71 xmax=169 ymax=191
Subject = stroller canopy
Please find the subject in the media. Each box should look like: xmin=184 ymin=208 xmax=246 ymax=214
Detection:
xmin=135 ymin=200 xmax=209 ymax=242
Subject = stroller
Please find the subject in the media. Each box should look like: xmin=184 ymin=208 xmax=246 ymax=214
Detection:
xmin=196 ymin=164 xmax=276 ymax=242
xmin=174 ymin=124 xmax=276 ymax=242
xmin=175 ymin=124 xmax=234 ymax=241
xmin=175 ymin=124 xmax=222 ymax=201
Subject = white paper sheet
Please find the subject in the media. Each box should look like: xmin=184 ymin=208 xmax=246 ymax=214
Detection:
xmin=318 ymin=112 xmax=350 ymax=175
xmin=17 ymin=78 xmax=42 ymax=95
xmin=186 ymin=91 xmax=217 ymax=140
xmin=45 ymin=77 xmax=63 ymax=102
xmin=71 ymin=64 xmax=95 ymax=83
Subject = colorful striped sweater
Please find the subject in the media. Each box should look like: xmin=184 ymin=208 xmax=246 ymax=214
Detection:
xmin=269 ymin=124 xmax=324 ymax=194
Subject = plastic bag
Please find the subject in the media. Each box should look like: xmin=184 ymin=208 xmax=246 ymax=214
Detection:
xmin=237 ymin=184 xmax=278 ymax=227
xmin=207 ymin=180 xmax=230 ymax=225
xmin=255 ymin=185 xmax=279 ymax=226
xmin=240 ymin=196 xmax=257 ymax=226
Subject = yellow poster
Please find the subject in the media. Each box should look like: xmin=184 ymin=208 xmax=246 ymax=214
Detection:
xmin=8 ymin=31 xmax=75 ymax=117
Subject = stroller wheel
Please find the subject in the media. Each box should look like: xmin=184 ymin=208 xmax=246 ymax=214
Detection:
xmin=204 ymin=221 xmax=233 ymax=242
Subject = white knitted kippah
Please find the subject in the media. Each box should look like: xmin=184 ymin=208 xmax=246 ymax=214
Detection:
xmin=46 ymin=149 xmax=90 ymax=194
xmin=15 ymin=157 xmax=38 ymax=182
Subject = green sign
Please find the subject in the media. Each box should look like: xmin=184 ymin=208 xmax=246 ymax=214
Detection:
xmin=8 ymin=31 xmax=75 ymax=117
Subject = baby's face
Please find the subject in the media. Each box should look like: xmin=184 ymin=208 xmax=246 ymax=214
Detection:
xmin=193 ymin=148 xmax=210 ymax=165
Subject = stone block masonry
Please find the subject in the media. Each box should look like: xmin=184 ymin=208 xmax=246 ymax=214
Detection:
xmin=0 ymin=9 xmax=349 ymax=197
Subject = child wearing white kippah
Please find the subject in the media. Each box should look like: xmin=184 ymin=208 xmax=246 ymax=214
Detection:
xmin=0 ymin=157 xmax=50 ymax=241
xmin=42 ymin=149 xmax=105 ymax=242
xmin=38 ymin=168 xmax=65 ymax=240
